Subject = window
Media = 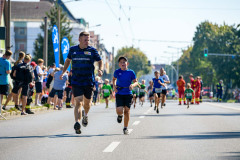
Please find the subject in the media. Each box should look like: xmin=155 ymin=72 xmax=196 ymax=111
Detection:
xmin=19 ymin=28 xmax=25 ymax=35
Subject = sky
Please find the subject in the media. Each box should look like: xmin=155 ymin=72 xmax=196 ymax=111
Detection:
xmin=14 ymin=0 xmax=240 ymax=64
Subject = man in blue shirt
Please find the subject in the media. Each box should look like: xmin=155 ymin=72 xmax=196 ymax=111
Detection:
xmin=60 ymin=31 xmax=103 ymax=134
xmin=0 ymin=50 xmax=12 ymax=111
xmin=45 ymin=64 xmax=68 ymax=110
xmin=113 ymin=56 xmax=138 ymax=135
xmin=152 ymin=71 xmax=165 ymax=114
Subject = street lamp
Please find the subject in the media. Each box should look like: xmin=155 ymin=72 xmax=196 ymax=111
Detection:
xmin=168 ymin=46 xmax=188 ymax=81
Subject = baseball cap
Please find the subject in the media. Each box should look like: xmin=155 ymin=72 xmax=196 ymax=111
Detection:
xmin=118 ymin=56 xmax=128 ymax=62
xmin=30 ymin=61 xmax=37 ymax=67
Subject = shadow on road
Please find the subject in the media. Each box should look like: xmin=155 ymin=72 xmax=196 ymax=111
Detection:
xmin=220 ymin=152 xmax=240 ymax=160
xmin=0 ymin=133 xmax=121 ymax=139
xmin=142 ymin=131 xmax=240 ymax=140
xmin=133 ymin=113 xmax=240 ymax=117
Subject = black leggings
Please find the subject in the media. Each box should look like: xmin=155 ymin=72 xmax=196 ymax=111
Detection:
xmin=65 ymin=87 xmax=72 ymax=105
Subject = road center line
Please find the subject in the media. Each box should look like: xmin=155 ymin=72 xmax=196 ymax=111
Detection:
xmin=139 ymin=116 xmax=145 ymax=119
xmin=144 ymin=108 xmax=152 ymax=114
xmin=103 ymin=142 xmax=121 ymax=153
xmin=132 ymin=121 xmax=140 ymax=126
xmin=207 ymin=103 xmax=240 ymax=111
xmin=128 ymin=129 xmax=133 ymax=134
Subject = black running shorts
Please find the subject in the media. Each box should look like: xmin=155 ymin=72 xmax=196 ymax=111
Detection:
xmin=116 ymin=94 xmax=133 ymax=108
xmin=0 ymin=84 xmax=9 ymax=95
xmin=162 ymin=89 xmax=167 ymax=95
xmin=12 ymin=81 xmax=28 ymax=96
xmin=72 ymin=85 xmax=93 ymax=99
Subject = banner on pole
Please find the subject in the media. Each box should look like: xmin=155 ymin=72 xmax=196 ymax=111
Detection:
xmin=52 ymin=25 xmax=59 ymax=67
xmin=61 ymin=37 xmax=70 ymax=71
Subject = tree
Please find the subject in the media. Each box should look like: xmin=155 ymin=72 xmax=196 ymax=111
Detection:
xmin=115 ymin=47 xmax=151 ymax=78
xmin=33 ymin=4 xmax=73 ymax=66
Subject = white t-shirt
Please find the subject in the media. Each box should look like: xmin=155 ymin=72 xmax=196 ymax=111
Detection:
xmin=36 ymin=65 xmax=44 ymax=82
xmin=48 ymin=68 xmax=55 ymax=74
xmin=160 ymin=74 xmax=169 ymax=90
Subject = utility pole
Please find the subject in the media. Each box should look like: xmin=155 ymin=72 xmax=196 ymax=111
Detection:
xmin=112 ymin=47 xmax=115 ymax=77
xmin=43 ymin=17 xmax=48 ymax=66
xmin=5 ymin=0 xmax=11 ymax=49
xmin=57 ymin=1 xmax=61 ymax=65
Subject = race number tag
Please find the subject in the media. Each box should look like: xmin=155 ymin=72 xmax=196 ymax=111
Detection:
xmin=140 ymin=89 xmax=145 ymax=93
xmin=155 ymin=88 xmax=162 ymax=93
xmin=186 ymin=93 xmax=192 ymax=97
xmin=104 ymin=89 xmax=109 ymax=93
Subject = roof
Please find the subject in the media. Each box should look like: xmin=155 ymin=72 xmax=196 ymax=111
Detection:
xmin=11 ymin=1 xmax=53 ymax=21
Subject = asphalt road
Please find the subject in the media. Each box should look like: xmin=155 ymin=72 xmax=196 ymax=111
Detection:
xmin=0 ymin=100 xmax=240 ymax=160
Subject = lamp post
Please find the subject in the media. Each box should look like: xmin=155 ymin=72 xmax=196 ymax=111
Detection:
xmin=168 ymin=46 xmax=188 ymax=81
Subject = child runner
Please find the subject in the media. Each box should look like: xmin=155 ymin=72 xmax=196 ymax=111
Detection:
xmin=132 ymin=80 xmax=140 ymax=109
xmin=113 ymin=56 xmax=138 ymax=135
xmin=102 ymin=79 xmax=113 ymax=108
xmin=139 ymin=80 xmax=147 ymax=106
xmin=152 ymin=71 xmax=165 ymax=114
xmin=184 ymin=83 xmax=195 ymax=109
xmin=147 ymin=80 xmax=154 ymax=107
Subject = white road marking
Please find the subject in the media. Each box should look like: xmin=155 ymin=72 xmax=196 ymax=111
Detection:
xmin=207 ymin=103 xmax=240 ymax=111
xmin=144 ymin=108 xmax=152 ymax=114
xmin=103 ymin=142 xmax=121 ymax=152
xmin=128 ymin=129 xmax=133 ymax=134
xmin=132 ymin=121 xmax=141 ymax=126
xmin=139 ymin=116 xmax=145 ymax=119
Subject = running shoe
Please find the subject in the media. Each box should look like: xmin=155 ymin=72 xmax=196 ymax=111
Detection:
xmin=150 ymin=104 xmax=152 ymax=107
xmin=36 ymin=103 xmax=42 ymax=106
xmin=156 ymin=108 xmax=159 ymax=114
xmin=2 ymin=106 xmax=6 ymax=110
xmin=163 ymin=103 xmax=166 ymax=106
xmin=58 ymin=107 xmax=62 ymax=110
xmin=74 ymin=122 xmax=81 ymax=134
xmin=187 ymin=105 xmax=190 ymax=109
xmin=66 ymin=105 xmax=73 ymax=108
xmin=154 ymin=106 xmax=156 ymax=110
xmin=161 ymin=104 xmax=163 ymax=109
xmin=21 ymin=112 xmax=28 ymax=115
xmin=82 ymin=116 xmax=88 ymax=127
xmin=26 ymin=108 xmax=34 ymax=114
xmin=15 ymin=105 xmax=21 ymax=111
xmin=123 ymin=128 xmax=129 ymax=135
xmin=117 ymin=115 xmax=123 ymax=123
xmin=178 ymin=103 xmax=182 ymax=105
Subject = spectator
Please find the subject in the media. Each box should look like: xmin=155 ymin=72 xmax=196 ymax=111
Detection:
xmin=3 ymin=51 xmax=25 ymax=110
xmin=46 ymin=63 xmax=55 ymax=92
xmin=45 ymin=64 xmax=68 ymax=110
xmin=35 ymin=59 xmax=47 ymax=106
xmin=0 ymin=50 xmax=12 ymax=111
xmin=12 ymin=55 xmax=34 ymax=115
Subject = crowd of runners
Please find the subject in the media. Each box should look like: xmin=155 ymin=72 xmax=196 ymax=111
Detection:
xmin=1 ymin=31 xmax=226 ymax=135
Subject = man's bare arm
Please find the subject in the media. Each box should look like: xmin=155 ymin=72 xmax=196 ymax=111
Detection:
xmin=62 ymin=58 xmax=71 ymax=74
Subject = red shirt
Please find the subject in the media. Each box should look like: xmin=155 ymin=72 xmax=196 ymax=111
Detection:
xmin=177 ymin=79 xmax=185 ymax=91
xmin=190 ymin=78 xmax=194 ymax=89
xmin=194 ymin=80 xmax=201 ymax=92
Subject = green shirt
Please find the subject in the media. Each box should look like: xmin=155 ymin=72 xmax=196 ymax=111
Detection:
xmin=184 ymin=88 xmax=194 ymax=99
xmin=102 ymin=84 xmax=112 ymax=97
xmin=139 ymin=84 xmax=146 ymax=95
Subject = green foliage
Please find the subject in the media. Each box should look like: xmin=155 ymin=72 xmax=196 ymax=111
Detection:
xmin=176 ymin=21 xmax=240 ymax=100
xmin=115 ymin=47 xmax=151 ymax=78
xmin=33 ymin=4 xmax=73 ymax=66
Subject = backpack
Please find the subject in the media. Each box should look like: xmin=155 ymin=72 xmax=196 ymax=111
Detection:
xmin=15 ymin=64 xmax=33 ymax=83
xmin=10 ymin=65 xmax=16 ymax=80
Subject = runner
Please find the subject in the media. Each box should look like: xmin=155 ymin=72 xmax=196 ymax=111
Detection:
xmin=60 ymin=31 xmax=103 ymax=134
xmin=139 ymin=80 xmax=147 ymax=107
xmin=112 ymin=56 xmax=138 ymax=135
xmin=194 ymin=76 xmax=201 ymax=104
xmin=147 ymin=80 xmax=154 ymax=107
xmin=176 ymin=75 xmax=186 ymax=105
xmin=184 ymin=83 xmax=195 ymax=109
xmin=102 ymin=79 xmax=113 ymax=108
xmin=160 ymin=68 xmax=170 ymax=107
xmin=216 ymin=80 xmax=223 ymax=102
xmin=189 ymin=74 xmax=195 ymax=104
xmin=132 ymin=79 xmax=140 ymax=109
xmin=152 ymin=71 xmax=165 ymax=113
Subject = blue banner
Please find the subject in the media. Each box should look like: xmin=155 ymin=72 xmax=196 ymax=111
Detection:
xmin=52 ymin=25 xmax=59 ymax=67
xmin=61 ymin=37 xmax=70 ymax=71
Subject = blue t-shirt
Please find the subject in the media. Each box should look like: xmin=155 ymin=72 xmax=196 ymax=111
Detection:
xmin=153 ymin=77 xmax=164 ymax=88
xmin=53 ymin=70 xmax=68 ymax=90
xmin=0 ymin=57 xmax=11 ymax=85
xmin=67 ymin=45 xmax=101 ymax=86
xmin=114 ymin=68 xmax=136 ymax=95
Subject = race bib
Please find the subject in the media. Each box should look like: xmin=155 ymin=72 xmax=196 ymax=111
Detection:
xmin=140 ymin=89 xmax=145 ymax=92
xmin=186 ymin=93 xmax=192 ymax=97
xmin=155 ymin=88 xmax=162 ymax=93
xmin=104 ymin=89 xmax=109 ymax=93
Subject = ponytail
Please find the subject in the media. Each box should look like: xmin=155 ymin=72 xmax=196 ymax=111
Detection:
xmin=14 ymin=51 xmax=25 ymax=66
